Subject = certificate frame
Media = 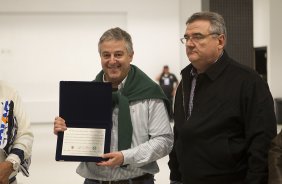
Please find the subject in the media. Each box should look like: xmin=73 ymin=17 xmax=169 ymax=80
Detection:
xmin=55 ymin=81 xmax=112 ymax=162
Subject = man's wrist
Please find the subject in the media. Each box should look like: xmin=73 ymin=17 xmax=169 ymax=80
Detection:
xmin=5 ymin=158 xmax=20 ymax=171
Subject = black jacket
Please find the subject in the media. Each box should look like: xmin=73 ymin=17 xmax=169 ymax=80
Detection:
xmin=169 ymin=51 xmax=277 ymax=184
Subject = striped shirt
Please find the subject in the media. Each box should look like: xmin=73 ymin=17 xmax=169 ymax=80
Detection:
xmin=76 ymin=77 xmax=173 ymax=181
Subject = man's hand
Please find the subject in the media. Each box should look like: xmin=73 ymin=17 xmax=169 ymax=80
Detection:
xmin=53 ymin=116 xmax=67 ymax=135
xmin=96 ymin=151 xmax=124 ymax=167
xmin=0 ymin=161 xmax=13 ymax=184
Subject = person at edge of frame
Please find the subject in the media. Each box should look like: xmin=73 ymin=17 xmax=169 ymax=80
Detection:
xmin=169 ymin=11 xmax=277 ymax=184
xmin=0 ymin=80 xmax=34 ymax=184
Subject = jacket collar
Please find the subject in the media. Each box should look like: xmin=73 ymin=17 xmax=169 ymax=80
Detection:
xmin=181 ymin=50 xmax=230 ymax=81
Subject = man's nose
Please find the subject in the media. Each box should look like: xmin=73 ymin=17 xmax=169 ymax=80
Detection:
xmin=109 ymin=55 xmax=117 ymax=64
xmin=186 ymin=38 xmax=195 ymax=47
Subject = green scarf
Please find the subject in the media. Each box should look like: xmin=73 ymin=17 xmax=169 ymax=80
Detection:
xmin=95 ymin=64 xmax=170 ymax=150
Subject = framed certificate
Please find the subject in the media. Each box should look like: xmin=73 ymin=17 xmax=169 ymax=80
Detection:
xmin=55 ymin=81 xmax=112 ymax=162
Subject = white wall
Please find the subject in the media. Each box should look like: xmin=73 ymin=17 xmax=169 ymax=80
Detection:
xmin=268 ymin=0 xmax=282 ymax=99
xmin=0 ymin=0 xmax=181 ymax=123
xmin=179 ymin=0 xmax=201 ymax=70
xmin=1 ymin=0 xmax=280 ymax=123
xmin=253 ymin=0 xmax=282 ymax=99
xmin=0 ymin=12 xmax=127 ymax=122
xmin=253 ymin=0 xmax=269 ymax=48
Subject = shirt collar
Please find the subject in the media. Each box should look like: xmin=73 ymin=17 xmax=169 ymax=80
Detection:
xmin=204 ymin=50 xmax=230 ymax=81
xmin=189 ymin=51 xmax=224 ymax=78
xmin=103 ymin=74 xmax=127 ymax=90
xmin=190 ymin=67 xmax=198 ymax=78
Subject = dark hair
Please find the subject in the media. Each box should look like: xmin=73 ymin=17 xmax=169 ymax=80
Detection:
xmin=186 ymin=11 xmax=227 ymax=40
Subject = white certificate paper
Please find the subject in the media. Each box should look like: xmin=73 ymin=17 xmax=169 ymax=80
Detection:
xmin=62 ymin=128 xmax=105 ymax=157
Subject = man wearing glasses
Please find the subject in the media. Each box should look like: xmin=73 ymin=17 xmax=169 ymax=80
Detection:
xmin=169 ymin=11 xmax=277 ymax=184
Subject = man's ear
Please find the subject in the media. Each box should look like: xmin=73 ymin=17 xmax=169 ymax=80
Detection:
xmin=217 ymin=34 xmax=226 ymax=50
xmin=129 ymin=51 xmax=134 ymax=62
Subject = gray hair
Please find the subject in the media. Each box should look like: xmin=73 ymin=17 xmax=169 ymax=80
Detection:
xmin=98 ymin=27 xmax=134 ymax=55
xmin=186 ymin=11 xmax=227 ymax=40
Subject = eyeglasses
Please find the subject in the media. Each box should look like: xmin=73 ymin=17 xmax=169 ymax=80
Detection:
xmin=180 ymin=33 xmax=220 ymax=44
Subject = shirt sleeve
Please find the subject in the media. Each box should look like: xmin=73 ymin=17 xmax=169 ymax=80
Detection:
xmin=243 ymin=76 xmax=277 ymax=183
xmin=173 ymin=74 xmax=178 ymax=83
xmin=122 ymin=99 xmax=173 ymax=167
xmin=6 ymin=90 xmax=34 ymax=163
